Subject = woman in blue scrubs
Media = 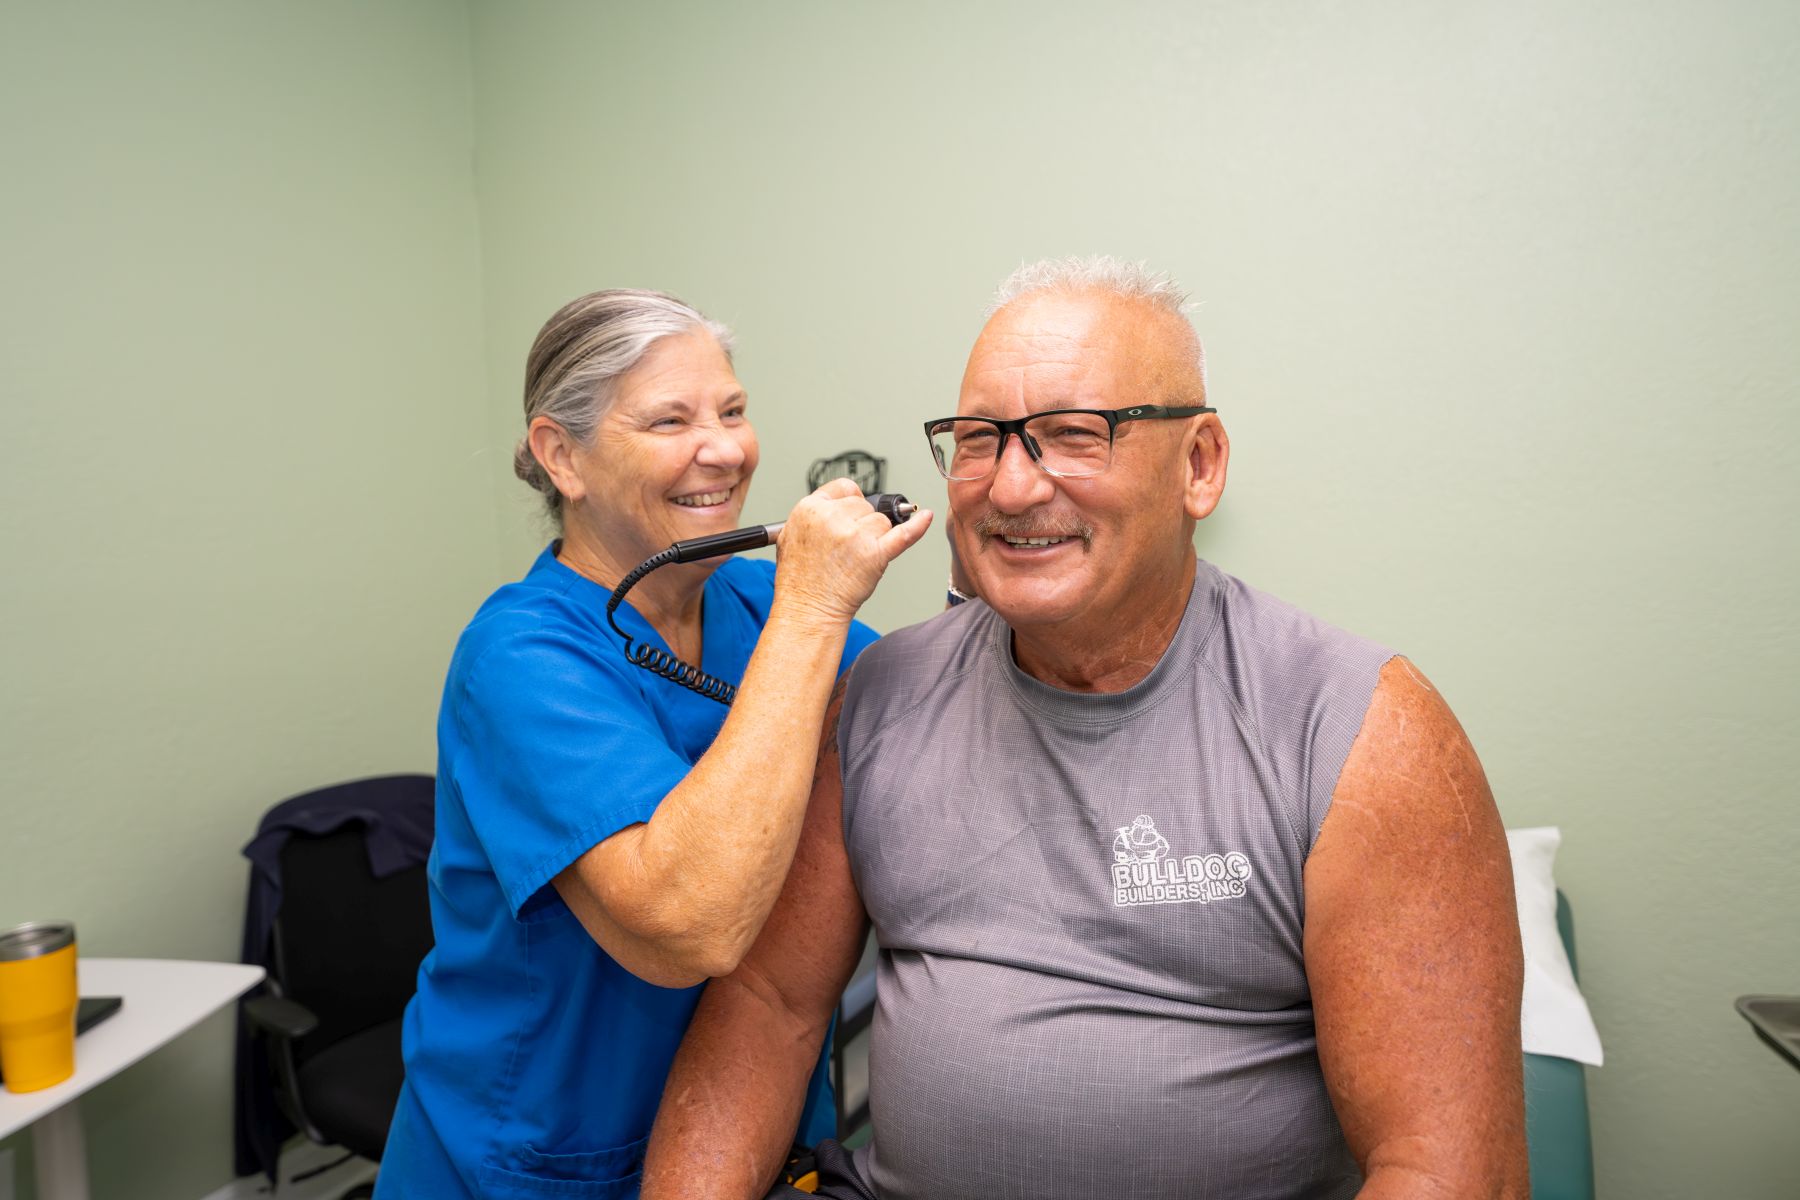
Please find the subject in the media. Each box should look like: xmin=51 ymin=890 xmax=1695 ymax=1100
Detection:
xmin=376 ymin=290 xmax=932 ymax=1198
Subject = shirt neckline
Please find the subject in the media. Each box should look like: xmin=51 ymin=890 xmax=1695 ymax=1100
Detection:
xmin=529 ymin=542 xmax=735 ymax=667
xmin=991 ymin=560 xmax=1221 ymax=727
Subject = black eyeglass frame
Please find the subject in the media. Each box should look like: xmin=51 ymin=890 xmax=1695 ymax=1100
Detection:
xmin=923 ymin=404 xmax=1217 ymax=480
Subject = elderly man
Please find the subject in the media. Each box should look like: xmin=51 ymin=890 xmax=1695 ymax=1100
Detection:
xmin=642 ymin=258 xmax=1526 ymax=1200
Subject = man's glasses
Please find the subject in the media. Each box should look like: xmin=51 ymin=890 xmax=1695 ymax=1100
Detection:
xmin=923 ymin=404 xmax=1215 ymax=481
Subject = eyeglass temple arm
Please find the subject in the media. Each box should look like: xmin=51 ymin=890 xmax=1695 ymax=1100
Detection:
xmin=1114 ymin=404 xmax=1216 ymax=424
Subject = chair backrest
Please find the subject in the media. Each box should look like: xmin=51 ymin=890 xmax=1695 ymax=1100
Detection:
xmin=1523 ymin=890 xmax=1596 ymax=1200
xmin=275 ymin=822 xmax=433 ymax=1066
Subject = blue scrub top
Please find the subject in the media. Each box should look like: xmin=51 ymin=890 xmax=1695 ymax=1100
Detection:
xmin=377 ymin=546 xmax=878 ymax=1200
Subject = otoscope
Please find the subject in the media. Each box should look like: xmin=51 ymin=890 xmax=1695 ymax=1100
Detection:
xmin=605 ymin=493 xmax=918 ymax=705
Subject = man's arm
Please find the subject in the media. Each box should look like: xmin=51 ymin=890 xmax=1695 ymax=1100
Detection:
xmin=1304 ymin=656 xmax=1528 ymax=1199
xmin=641 ymin=677 xmax=870 ymax=1200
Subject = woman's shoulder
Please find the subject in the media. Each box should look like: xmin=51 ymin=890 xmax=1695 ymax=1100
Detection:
xmin=462 ymin=574 xmax=579 ymax=645
xmin=449 ymin=561 xmax=621 ymax=696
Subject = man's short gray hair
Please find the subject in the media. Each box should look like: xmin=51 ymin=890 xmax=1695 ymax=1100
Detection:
xmin=988 ymin=255 xmax=1206 ymax=390
xmin=514 ymin=289 xmax=734 ymax=520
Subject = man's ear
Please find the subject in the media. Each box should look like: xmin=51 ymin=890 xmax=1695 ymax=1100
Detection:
xmin=527 ymin=416 xmax=585 ymax=507
xmin=1183 ymin=415 xmax=1229 ymax=521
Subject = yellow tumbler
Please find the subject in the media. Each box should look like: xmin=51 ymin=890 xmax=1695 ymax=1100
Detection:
xmin=0 ymin=920 xmax=79 ymax=1093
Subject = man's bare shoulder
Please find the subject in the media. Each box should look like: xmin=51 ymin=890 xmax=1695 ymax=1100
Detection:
xmin=1336 ymin=657 xmax=1486 ymax=820
xmin=1311 ymin=654 xmax=1509 ymax=909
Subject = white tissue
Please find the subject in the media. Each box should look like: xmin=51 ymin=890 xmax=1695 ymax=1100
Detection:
xmin=1508 ymin=826 xmax=1604 ymax=1067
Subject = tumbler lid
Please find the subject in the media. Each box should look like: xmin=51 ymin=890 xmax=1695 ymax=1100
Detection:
xmin=0 ymin=921 xmax=76 ymax=962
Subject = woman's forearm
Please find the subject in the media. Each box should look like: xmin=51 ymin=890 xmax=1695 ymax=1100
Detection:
xmin=557 ymin=482 xmax=931 ymax=984
xmin=554 ymin=598 xmax=850 ymax=985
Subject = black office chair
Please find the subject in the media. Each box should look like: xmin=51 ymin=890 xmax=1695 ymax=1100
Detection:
xmin=242 ymin=786 xmax=434 ymax=1198
xmin=831 ymin=969 xmax=878 ymax=1145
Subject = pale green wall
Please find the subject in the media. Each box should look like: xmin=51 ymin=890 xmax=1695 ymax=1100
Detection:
xmin=3 ymin=2 xmax=1796 ymax=1198
xmin=0 ymin=3 xmax=495 ymax=1197
xmin=468 ymin=2 xmax=1800 ymax=1197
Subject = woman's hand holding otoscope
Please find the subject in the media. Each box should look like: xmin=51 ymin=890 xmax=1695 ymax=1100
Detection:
xmin=768 ymin=480 xmax=930 ymax=628
xmin=608 ymin=479 xmax=931 ymax=703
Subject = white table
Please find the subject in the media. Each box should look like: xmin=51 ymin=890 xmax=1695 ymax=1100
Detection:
xmin=0 ymin=958 xmax=265 ymax=1200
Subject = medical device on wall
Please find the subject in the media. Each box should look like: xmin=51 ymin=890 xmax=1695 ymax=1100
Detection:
xmin=808 ymin=449 xmax=886 ymax=494
xmin=605 ymin=493 xmax=917 ymax=704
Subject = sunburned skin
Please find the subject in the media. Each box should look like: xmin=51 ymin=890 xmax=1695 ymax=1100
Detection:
xmin=1303 ymin=650 xmax=1525 ymax=1197
xmin=1321 ymin=656 xmax=1477 ymax=855
xmin=1396 ymin=656 xmax=1438 ymax=693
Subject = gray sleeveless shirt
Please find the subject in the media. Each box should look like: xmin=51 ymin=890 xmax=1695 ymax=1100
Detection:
xmin=837 ymin=559 xmax=1395 ymax=1200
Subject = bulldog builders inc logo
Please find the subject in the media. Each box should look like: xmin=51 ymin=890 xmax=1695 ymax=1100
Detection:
xmin=1110 ymin=815 xmax=1253 ymax=908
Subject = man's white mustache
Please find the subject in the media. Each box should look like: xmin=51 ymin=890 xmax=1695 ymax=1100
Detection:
xmin=969 ymin=511 xmax=1094 ymax=544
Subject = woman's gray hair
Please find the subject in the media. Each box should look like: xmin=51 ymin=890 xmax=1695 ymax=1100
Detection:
xmin=514 ymin=289 xmax=735 ymax=518
xmin=988 ymin=255 xmax=1206 ymax=389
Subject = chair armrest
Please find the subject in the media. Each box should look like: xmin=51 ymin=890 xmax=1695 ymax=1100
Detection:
xmin=245 ymin=993 xmax=321 ymax=1041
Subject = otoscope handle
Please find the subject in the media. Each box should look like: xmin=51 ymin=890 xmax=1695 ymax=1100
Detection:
xmin=669 ymin=525 xmax=781 ymax=563
xmin=667 ymin=493 xmax=915 ymax=564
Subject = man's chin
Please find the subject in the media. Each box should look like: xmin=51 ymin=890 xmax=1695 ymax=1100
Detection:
xmin=978 ymin=580 xmax=1090 ymax=630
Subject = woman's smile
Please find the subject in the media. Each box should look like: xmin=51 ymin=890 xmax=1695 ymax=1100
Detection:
xmin=670 ymin=485 xmax=738 ymax=511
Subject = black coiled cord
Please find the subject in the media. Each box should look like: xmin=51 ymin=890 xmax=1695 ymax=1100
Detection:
xmin=605 ymin=548 xmax=740 ymax=705
xmin=603 ymin=493 xmax=913 ymax=706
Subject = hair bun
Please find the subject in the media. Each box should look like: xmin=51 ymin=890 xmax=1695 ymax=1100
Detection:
xmin=513 ymin=437 xmax=554 ymax=499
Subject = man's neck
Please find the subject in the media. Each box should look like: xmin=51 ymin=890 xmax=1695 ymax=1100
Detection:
xmin=1008 ymin=552 xmax=1197 ymax=694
